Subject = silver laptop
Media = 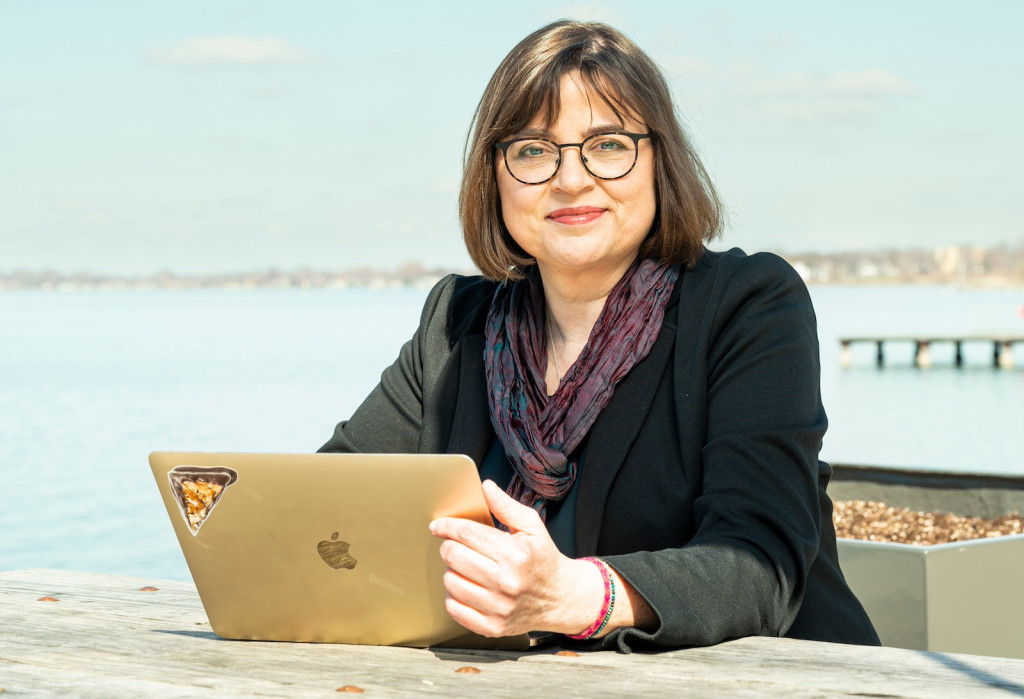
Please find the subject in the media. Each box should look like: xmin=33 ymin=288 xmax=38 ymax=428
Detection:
xmin=149 ymin=451 xmax=529 ymax=649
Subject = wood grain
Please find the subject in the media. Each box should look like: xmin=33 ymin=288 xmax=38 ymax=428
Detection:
xmin=2 ymin=569 xmax=1024 ymax=697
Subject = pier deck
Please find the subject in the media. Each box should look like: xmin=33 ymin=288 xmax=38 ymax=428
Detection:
xmin=4 ymin=568 xmax=1024 ymax=696
xmin=839 ymin=335 xmax=1024 ymax=368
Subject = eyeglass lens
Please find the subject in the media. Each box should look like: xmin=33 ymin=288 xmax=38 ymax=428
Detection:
xmin=503 ymin=133 xmax=640 ymax=184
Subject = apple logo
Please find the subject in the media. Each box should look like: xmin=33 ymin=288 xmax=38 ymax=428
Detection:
xmin=317 ymin=532 xmax=357 ymax=570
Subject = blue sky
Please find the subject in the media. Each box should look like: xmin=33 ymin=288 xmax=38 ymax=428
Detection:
xmin=1 ymin=1 xmax=1021 ymax=274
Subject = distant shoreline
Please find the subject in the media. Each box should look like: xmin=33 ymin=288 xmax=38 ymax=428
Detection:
xmin=3 ymin=276 xmax=1023 ymax=293
xmin=0 ymin=265 xmax=459 ymax=293
xmin=3 ymin=244 xmax=1024 ymax=292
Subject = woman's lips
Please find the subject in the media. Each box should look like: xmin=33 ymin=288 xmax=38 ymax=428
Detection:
xmin=547 ymin=207 xmax=605 ymax=225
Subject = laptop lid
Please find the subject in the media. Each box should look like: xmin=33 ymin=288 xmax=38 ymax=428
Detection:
xmin=149 ymin=451 xmax=528 ymax=649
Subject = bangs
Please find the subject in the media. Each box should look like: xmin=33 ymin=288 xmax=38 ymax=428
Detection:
xmin=494 ymin=56 xmax=649 ymax=141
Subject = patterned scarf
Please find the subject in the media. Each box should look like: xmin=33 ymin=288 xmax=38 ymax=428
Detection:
xmin=484 ymin=258 xmax=680 ymax=521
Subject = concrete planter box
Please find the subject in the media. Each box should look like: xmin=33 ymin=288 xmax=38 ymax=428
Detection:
xmin=830 ymin=464 xmax=1024 ymax=660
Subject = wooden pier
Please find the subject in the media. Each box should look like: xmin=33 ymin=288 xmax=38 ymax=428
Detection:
xmin=5 ymin=568 xmax=1024 ymax=696
xmin=839 ymin=335 xmax=1024 ymax=368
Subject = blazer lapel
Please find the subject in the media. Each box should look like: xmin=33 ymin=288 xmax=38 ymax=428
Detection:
xmin=574 ymin=307 xmax=677 ymax=556
xmin=444 ymin=334 xmax=494 ymax=466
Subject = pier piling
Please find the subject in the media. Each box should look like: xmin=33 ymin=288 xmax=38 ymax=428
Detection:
xmin=838 ymin=335 xmax=1023 ymax=368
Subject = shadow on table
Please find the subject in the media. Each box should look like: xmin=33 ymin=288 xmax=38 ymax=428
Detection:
xmin=928 ymin=651 xmax=1024 ymax=697
xmin=153 ymin=629 xmax=226 ymax=641
xmin=427 ymin=639 xmax=572 ymax=664
xmin=150 ymin=629 xmax=555 ymax=657
xmin=427 ymin=649 xmax=524 ymax=665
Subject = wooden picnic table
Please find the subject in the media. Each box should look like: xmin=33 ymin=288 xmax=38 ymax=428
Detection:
xmin=3 ymin=568 xmax=1024 ymax=697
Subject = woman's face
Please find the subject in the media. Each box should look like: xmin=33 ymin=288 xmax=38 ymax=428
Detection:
xmin=496 ymin=72 xmax=656 ymax=283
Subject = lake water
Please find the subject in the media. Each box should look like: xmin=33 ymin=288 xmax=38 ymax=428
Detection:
xmin=1 ymin=282 xmax=1022 ymax=581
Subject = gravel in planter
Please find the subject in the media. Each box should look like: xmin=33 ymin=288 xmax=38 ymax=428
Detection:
xmin=833 ymin=500 xmax=1024 ymax=545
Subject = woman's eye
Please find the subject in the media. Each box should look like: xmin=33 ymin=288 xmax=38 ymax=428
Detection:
xmin=593 ymin=138 xmax=625 ymax=151
xmin=514 ymin=142 xmax=551 ymax=159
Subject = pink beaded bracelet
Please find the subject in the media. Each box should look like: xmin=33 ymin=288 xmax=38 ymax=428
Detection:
xmin=567 ymin=557 xmax=616 ymax=640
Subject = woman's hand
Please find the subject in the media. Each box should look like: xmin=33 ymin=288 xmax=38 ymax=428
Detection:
xmin=428 ymin=480 xmax=603 ymax=637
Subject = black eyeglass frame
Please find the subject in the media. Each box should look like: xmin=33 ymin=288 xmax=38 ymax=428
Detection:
xmin=494 ymin=131 xmax=652 ymax=185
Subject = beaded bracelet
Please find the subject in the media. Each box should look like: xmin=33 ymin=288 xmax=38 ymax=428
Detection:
xmin=566 ymin=557 xmax=616 ymax=640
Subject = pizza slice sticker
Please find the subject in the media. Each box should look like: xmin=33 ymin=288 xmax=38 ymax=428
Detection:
xmin=168 ymin=466 xmax=238 ymax=536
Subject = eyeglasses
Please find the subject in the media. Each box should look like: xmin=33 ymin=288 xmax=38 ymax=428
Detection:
xmin=494 ymin=131 xmax=651 ymax=185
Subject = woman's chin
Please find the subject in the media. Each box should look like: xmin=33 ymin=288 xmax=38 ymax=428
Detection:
xmin=536 ymin=249 xmax=639 ymax=278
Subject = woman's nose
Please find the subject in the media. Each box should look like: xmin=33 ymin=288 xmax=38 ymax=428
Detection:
xmin=551 ymin=146 xmax=594 ymax=193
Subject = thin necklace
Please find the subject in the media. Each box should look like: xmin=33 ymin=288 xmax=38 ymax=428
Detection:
xmin=546 ymin=314 xmax=564 ymax=383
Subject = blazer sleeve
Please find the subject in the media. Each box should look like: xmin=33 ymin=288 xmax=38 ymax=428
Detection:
xmin=598 ymin=252 xmax=827 ymax=652
xmin=317 ymin=274 xmax=461 ymax=454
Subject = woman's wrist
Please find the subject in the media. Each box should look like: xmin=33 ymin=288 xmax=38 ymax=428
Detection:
xmin=566 ymin=557 xmax=616 ymax=639
xmin=561 ymin=558 xmax=657 ymax=640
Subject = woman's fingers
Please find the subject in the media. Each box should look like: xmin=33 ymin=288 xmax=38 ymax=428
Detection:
xmin=428 ymin=479 xmax=574 ymax=636
xmin=439 ymin=546 xmax=524 ymax=636
xmin=437 ymin=536 xmax=502 ymax=586
xmin=443 ymin=592 xmax=507 ymax=637
xmin=430 ymin=515 xmax=506 ymax=561
xmin=442 ymin=566 xmax=514 ymax=618
xmin=480 ymin=479 xmax=544 ymax=534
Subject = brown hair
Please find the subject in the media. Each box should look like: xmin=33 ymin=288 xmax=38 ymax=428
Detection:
xmin=459 ymin=20 xmax=723 ymax=281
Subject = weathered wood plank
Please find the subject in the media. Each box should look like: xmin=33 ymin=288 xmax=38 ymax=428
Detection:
xmin=3 ymin=569 xmax=1024 ymax=697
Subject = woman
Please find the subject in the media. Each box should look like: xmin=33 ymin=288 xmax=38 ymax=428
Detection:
xmin=320 ymin=20 xmax=879 ymax=652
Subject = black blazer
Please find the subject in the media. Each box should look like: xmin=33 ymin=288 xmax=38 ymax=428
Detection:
xmin=320 ymin=248 xmax=879 ymax=651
